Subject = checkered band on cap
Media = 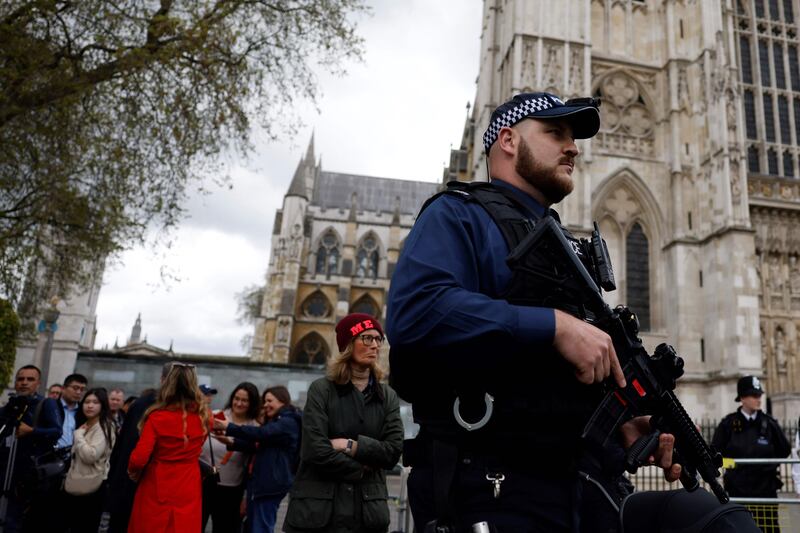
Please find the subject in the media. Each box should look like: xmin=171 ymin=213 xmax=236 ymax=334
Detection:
xmin=482 ymin=95 xmax=555 ymax=151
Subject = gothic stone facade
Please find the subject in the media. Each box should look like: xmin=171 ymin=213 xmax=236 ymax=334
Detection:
xmin=250 ymin=138 xmax=438 ymax=367
xmin=443 ymin=0 xmax=799 ymax=419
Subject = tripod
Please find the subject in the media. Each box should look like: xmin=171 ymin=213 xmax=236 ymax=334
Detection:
xmin=0 ymin=400 xmax=29 ymax=533
xmin=0 ymin=433 xmax=18 ymax=533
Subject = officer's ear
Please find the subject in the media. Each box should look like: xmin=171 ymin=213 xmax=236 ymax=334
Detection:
xmin=496 ymin=126 xmax=517 ymax=157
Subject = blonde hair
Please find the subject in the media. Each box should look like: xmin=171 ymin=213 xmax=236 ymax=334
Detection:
xmin=139 ymin=363 xmax=208 ymax=444
xmin=326 ymin=341 xmax=385 ymax=385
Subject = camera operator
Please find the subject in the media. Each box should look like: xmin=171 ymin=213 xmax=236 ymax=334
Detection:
xmin=0 ymin=365 xmax=62 ymax=532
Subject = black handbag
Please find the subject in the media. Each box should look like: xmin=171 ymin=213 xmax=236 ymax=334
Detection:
xmin=199 ymin=436 xmax=220 ymax=486
xmin=23 ymin=448 xmax=69 ymax=495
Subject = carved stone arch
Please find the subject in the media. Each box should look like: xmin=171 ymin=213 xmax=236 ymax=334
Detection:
xmin=592 ymin=167 xmax=666 ymax=242
xmin=592 ymin=168 xmax=665 ymax=331
xmin=291 ymin=332 xmax=330 ymax=366
xmin=591 ymin=69 xmax=658 ymax=156
xmin=312 ymin=226 xmax=344 ymax=249
xmin=350 ymin=294 xmax=380 ymax=318
xmin=592 ymin=68 xmax=658 ymax=121
xmin=356 ymin=229 xmax=384 ymax=253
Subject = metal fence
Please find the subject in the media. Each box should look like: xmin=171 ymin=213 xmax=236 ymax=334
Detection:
xmin=627 ymin=418 xmax=799 ymax=493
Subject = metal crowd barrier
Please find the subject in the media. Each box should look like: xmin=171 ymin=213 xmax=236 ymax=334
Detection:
xmin=723 ymin=457 xmax=800 ymax=532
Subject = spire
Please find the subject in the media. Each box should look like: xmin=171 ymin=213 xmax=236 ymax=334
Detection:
xmin=287 ymin=133 xmax=315 ymax=200
xmin=128 ymin=313 xmax=142 ymax=345
xmin=349 ymin=191 xmax=358 ymax=221
xmin=305 ymin=130 xmax=315 ymax=161
xmin=392 ymin=195 xmax=401 ymax=225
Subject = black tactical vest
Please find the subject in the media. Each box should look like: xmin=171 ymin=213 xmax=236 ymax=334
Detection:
xmin=390 ymin=181 xmax=602 ymax=469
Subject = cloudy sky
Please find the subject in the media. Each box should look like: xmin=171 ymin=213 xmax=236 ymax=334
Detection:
xmin=94 ymin=1 xmax=484 ymax=355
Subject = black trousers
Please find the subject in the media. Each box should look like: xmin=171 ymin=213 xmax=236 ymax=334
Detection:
xmin=202 ymin=481 xmax=246 ymax=533
xmin=63 ymin=482 xmax=107 ymax=533
xmin=408 ymin=463 xmax=579 ymax=533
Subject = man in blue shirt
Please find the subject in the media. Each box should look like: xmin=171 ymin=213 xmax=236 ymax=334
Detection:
xmin=0 ymin=365 xmax=62 ymax=532
xmin=56 ymin=373 xmax=87 ymax=450
xmin=387 ymin=93 xmax=679 ymax=532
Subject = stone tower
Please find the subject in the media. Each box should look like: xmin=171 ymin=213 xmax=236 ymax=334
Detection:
xmin=445 ymin=0 xmax=800 ymax=419
xmin=251 ymin=137 xmax=439 ymax=364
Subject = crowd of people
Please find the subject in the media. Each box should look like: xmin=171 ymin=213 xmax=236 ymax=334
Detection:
xmin=0 ymin=312 xmax=401 ymax=533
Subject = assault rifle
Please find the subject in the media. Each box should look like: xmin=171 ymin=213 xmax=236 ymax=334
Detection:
xmin=506 ymin=216 xmax=728 ymax=504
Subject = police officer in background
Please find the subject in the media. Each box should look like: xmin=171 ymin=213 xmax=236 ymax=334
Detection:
xmin=712 ymin=376 xmax=790 ymax=530
xmin=386 ymin=93 xmax=680 ymax=533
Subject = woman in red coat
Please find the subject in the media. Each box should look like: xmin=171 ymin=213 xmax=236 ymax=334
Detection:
xmin=127 ymin=363 xmax=209 ymax=533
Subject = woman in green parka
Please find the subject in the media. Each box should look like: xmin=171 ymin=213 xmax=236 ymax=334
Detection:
xmin=283 ymin=313 xmax=404 ymax=533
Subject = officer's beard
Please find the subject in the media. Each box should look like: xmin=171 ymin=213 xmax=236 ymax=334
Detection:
xmin=515 ymin=136 xmax=574 ymax=205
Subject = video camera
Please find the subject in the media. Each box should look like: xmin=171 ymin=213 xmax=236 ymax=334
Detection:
xmin=0 ymin=394 xmax=32 ymax=440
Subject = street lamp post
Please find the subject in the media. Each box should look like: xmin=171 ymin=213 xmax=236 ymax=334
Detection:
xmin=32 ymin=299 xmax=60 ymax=395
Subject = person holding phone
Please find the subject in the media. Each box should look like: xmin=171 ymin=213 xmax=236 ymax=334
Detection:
xmin=201 ymin=382 xmax=260 ymax=532
xmin=215 ymin=386 xmax=302 ymax=533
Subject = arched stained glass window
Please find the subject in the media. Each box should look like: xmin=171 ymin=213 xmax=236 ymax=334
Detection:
xmin=315 ymin=230 xmax=340 ymax=278
xmin=626 ymin=223 xmax=650 ymax=332
xmin=356 ymin=233 xmax=380 ymax=279
xmin=350 ymin=295 xmax=379 ymax=317
xmin=301 ymin=291 xmax=331 ymax=318
xmin=291 ymin=333 xmax=329 ymax=365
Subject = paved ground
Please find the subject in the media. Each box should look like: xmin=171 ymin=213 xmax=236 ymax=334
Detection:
xmin=205 ymin=474 xmax=410 ymax=532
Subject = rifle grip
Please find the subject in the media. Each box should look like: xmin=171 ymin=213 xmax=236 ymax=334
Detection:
xmin=625 ymin=431 xmax=661 ymax=474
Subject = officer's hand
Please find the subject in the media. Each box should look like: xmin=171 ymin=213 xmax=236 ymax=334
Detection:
xmin=621 ymin=416 xmax=682 ymax=483
xmin=15 ymin=422 xmax=33 ymax=438
xmin=553 ymin=310 xmax=626 ymax=388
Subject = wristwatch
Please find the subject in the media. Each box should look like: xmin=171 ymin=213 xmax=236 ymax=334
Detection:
xmin=346 ymin=439 xmax=354 ymax=455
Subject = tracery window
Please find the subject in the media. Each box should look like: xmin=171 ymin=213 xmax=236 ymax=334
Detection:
xmin=315 ymin=229 xmax=341 ymax=278
xmin=593 ymin=73 xmax=655 ymax=157
xmin=350 ymin=295 xmax=379 ymax=317
xmin=355 ymin=233 xmax=380 ymax=279
xmin=736 ymin=0 xmax=800 ymax=177
xmin=301 ymin=291 xmax=331 ymax=318
xmin=625 ymin=223 xmax=650 ymax=331
xmin=291 ymin=333 xmax=329 ymax=365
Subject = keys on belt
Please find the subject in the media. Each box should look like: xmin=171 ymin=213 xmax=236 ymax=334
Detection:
xmin=485 ymin=472 xmax=505 ymax=499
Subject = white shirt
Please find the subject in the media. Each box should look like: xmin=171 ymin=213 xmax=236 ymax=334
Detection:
xmin=199 ymin=409 xmax=257 ymax=487
xmin=57 ymin=399 xmax=79 ymax=449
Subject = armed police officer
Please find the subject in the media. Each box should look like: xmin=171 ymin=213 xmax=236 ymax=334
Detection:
xmin=386 ymin=93 xmax=680 ymax=532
